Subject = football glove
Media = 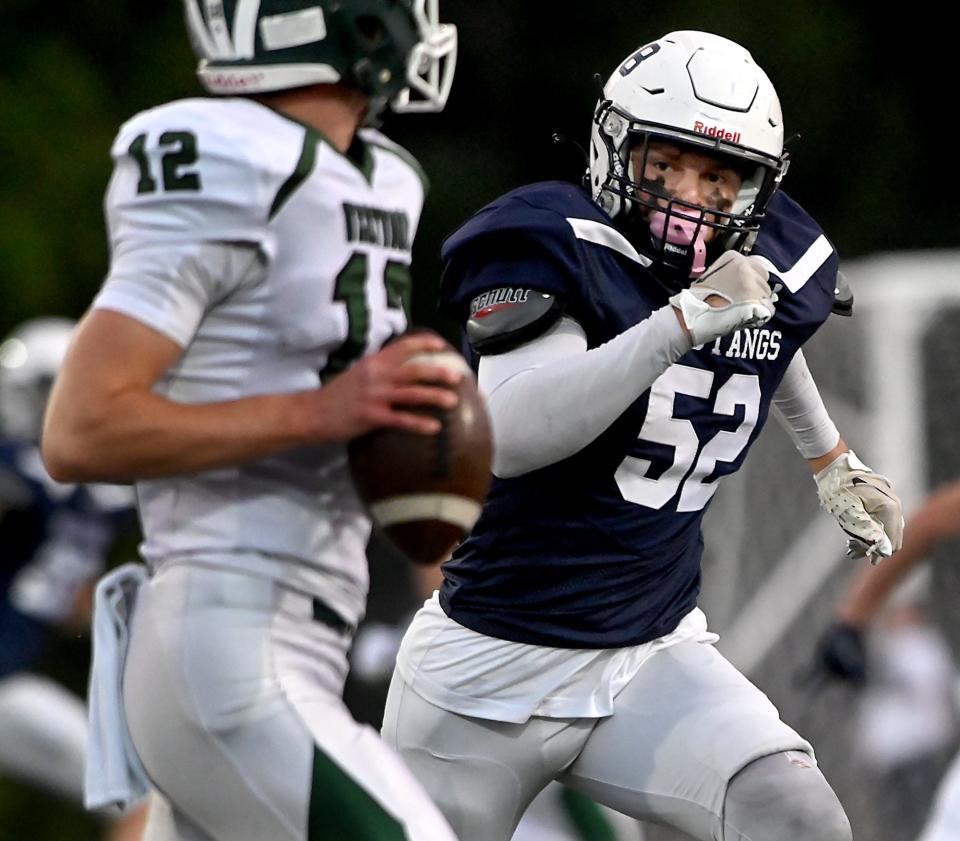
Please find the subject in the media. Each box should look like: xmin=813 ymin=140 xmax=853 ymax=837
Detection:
xmin=813 ymin=621 xmax=868 ymax=685
xmin=815 ymin=450 xmax=904 ymax=563
xmin=669 ymin=251 xmax=777 ymax=347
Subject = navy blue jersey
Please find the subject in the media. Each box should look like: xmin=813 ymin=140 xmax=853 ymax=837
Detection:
xmin=0 ymin=440 xmax=130 ymax=676
xmin=437 ymin=182 xmax=838 ymax=648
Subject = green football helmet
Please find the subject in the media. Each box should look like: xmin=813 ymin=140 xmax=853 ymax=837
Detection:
xmin=183 ymin=0 xmax=456 ymax=112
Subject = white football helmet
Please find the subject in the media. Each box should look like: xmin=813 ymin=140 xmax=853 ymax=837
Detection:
xmin=183 ymin=0 xmax=457 ymax=113
xmin=588 ymin=31 xmax=789 ymax=281
xmin=0 ymin=318 xmax=75 ymax=441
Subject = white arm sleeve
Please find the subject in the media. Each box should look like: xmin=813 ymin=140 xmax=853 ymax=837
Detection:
xmin=479 ymin=306 xmax=691 ymax=477
xmin=771 ymin=349 xmax=840 ymax=459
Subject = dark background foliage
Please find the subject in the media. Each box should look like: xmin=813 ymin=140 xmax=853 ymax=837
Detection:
xmin=1 ymin=2 xmax=952 ymax=340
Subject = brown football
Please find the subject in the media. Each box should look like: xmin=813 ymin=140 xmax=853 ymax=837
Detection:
xmin=348 ymin=347 xmax=493 ymax=565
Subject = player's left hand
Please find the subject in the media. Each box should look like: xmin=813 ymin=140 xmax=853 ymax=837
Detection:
xmin=815 ymin=450 xmax=904 ymax=564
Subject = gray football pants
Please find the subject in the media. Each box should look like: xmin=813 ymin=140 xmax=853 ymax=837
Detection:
xmin=384 ymin=639 xmax=851 ymax=841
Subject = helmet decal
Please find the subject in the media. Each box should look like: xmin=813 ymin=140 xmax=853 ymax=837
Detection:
xmin=692 ymin=122 xmax=741 ymax=144
xmin=617 ymin=43 xmax=661 ymax=77
xmin=202 ymin=0 xmax=236 ymax=59
xmin=258 ymin=8 xmax=328 ymax=53
xmin=233 ymin=0 xmax=267 ymax=59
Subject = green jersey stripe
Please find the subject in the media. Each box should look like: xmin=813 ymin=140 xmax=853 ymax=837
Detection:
xmin=367 ymin=138 xmax=429 ymax=193
xmin=269 ymin=128 xmax=319 ymax=221
xmin=560 ymin=787 xmax=619 ymax=841
xmin=308 ymin=746 xmax=406 ymax=840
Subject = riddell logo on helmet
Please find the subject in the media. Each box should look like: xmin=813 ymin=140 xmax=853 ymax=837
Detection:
xmin=693 ymin=122 xmax=741 ymax=144
xmin=204 ymin=71 xmax=267 ymax=90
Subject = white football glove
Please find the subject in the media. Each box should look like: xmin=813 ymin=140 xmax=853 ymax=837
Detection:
xmin=815 ymin=450 xmax=904 ymax=564
xmin=669 ymin=251 xmax=778 ymax=347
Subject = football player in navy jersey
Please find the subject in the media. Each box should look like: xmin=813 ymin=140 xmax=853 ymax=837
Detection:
xmin=0 ymin=318 xmax=146 ymax=840
xmin=382 ymin=30 xmax=905 ymax=841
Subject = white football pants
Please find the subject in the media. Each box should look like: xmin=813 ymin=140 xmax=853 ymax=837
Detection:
xmin=384 ymin=638 xmax=829 ymax=841
xmin=123 ymin=563 xmax=456 ymax=841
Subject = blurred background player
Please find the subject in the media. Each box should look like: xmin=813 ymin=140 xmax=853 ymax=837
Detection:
xmin=815 ymin=479 xmax=960 ymax=841
xmin=41 ymin=1 xmax=462 ymax=840
xmin=382 ymin=30 xmax=903 ymax=841
xmin=0 ymin=318 xmax=145 ymax=841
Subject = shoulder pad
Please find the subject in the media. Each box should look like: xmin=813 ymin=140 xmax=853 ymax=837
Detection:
xmin=443 ymin=183 xmax=600 ymax=261
xmin=466 ymin=288 xmax=564 ymax=354
xmin=440 ymin=184 xmax=597 ymax=317
xmin=831 ymin=270 xmax=854 ymax=316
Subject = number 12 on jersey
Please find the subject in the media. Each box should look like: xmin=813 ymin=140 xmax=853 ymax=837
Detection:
xmin=128 ymin=132 xmax=201 ymax=194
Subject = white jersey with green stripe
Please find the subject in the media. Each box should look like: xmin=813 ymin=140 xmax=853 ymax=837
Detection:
xmin=93 ymin=96 xmax=426 ymax=625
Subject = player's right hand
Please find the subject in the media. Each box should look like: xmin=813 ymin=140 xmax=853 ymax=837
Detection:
xmin=812 ymin=621 xmax=868 ymax=685
xmin=670 ymin=251 xmax=777 ymax=346
xmin=306 ymin=332 xmax=463 ymax=441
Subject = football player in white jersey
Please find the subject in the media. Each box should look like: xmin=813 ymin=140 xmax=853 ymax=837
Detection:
xmin=41 ymin=2 xmax=460 ymax=840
